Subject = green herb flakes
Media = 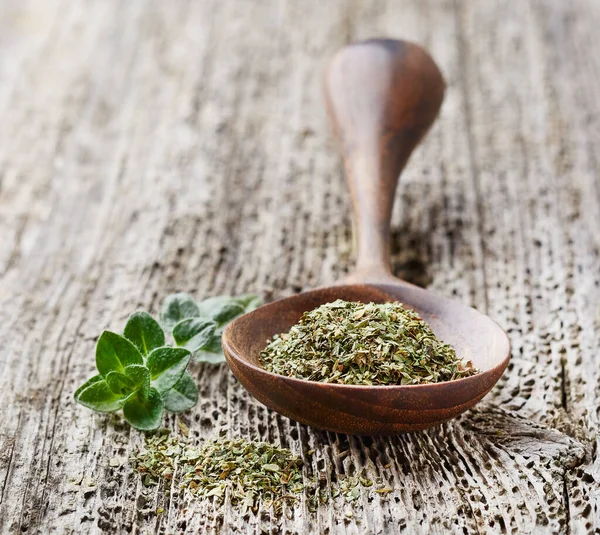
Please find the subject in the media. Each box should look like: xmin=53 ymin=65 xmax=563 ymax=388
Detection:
xmin=260 ymin=299 xmax=478 ymax=385
xmin=132 ymin=434 xmax=304 ymax=515
xmin=132 ymin=433 xmax=395 ymax=516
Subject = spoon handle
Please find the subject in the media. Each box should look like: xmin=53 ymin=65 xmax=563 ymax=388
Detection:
xmin=324 ymin=39 xmax=445 ymax=282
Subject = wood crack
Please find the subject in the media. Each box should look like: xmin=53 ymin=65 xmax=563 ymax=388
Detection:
xmin=561 ymin=357 xmax=568 ymax=412
xmin=563 ymin=475 xmax=571 ymax=535
xmin=0 ymin=423 xmax=17 ymax=505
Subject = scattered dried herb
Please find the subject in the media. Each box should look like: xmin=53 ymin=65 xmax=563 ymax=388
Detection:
xmin=260 ymin=299 xmax=477 ymax=385
xmin=133 ymin=433 xmax=304 ymax=515
xmin=132 ymin=433 xmax=395 ymax=516
xmin=306 ymin=468 xmax=392 ymax=511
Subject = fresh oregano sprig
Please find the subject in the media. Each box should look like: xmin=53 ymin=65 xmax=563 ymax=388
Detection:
xmin=74 ymin=312 xmax=198 ymax=431
xmin=74 ymin=293 xmax=261 ymax=430
xmin=160 ymin=293 xmax=261 ymax=364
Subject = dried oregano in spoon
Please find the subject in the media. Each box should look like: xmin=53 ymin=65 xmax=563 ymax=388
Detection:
xmin=259 ymin=299 xmax=478 ymax=385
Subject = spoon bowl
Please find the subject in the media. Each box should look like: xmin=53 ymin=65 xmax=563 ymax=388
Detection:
xmin=223 ymin=282 xmax=509 ymax=435
xmin=222 ymin=38 xmax=511 ymax=435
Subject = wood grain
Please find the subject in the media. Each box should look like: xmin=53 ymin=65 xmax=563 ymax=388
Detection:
xmin=0 ymin=0 xmax=598 ymax=533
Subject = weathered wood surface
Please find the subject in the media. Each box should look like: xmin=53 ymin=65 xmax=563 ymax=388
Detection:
xmin=0 ymin=0 xmax=598 ymax=533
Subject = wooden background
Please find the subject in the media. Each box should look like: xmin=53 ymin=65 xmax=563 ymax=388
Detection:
xmin=0 ymin=0 xmax=599 ymax=533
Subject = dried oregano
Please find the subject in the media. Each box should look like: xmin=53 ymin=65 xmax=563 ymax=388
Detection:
xmin=132 ymin=432 xmax=393 ymax=515
xmin=133 ymin=433 xmax=304 ymax=514
xmin=259 ymin=299 xmax=477 ymax=385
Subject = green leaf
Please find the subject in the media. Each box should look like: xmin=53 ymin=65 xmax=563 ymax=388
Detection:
xmin=96 ymin=331 xmax=143 ymax=376
xmin=193 ymin=332 xmax=226 ymax=363
xmin=124 ymin=364 xmax=151 ymax=388
xmin=212 ymin=302 xmax=246 ymax=325
xmin=123 ymin=311 xmax=165 ymax=356
xmin=123 ymin=387 xmax=164 ymax=431
xmin=74 ymin=377 xmax=125 ymax=412
xmin=160 ymin=293 xmax=200 ymax=330
xmin=105 ymin=371 xmax=136 ymax=396
xmin=235 ymin=294 xmax=262 ymax=312
xmin=197 ymin=294 xmax=261 ymax=327
xmin=162 ymin=372 xmax=198 ymax=412
xmin=197 ymin=296 xmax=231 ymax=317
xmin=146 ymin=347 xmax=191 ymax=393
xmin=172 ymin=317 xmax=217 ymax=352
xmin=105 ymin=365 xmax=150 ymax=396
xmin=74 ymin=374 xmax=103 ymax=399
xmin=197 ymin=296 xmax=245 ymax=325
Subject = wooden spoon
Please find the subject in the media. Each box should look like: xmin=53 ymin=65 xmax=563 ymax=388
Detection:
xmin=222 ymin=38 xmax=510 ymax=435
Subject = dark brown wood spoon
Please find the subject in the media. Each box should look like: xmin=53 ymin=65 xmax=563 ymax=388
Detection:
xmin=223 ymin=38 xmax=510 ymax=435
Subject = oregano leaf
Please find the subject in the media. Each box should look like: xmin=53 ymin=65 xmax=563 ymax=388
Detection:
xmin=74 ymin=377 xmax=126 ymax=412
xmin=74 ymin=293 xmax=257 ymax=427
xmin=124 ymin=364 xmax=151 ymax=389
xmin=162 ymin=372 xmax=198 ymax=412
xmin=235 ymin=294 xmax=262 ymax=312
xmin=123 ymin=387 xmax=164 ymax=431
xmin=160 ymin=293 xmax=200 ymax=330
xmin=96 ymin=331 xmax=143 ymax=376
xmin=172 ymin=317 xmax=217 ymax=352
xmin=197 ymin=296 xmax=232 ymax=318
xmin=105 ymin=365 xmax=150 ymax=396
xmin=146 ymin=347 xmax=191 ymax=393
xmin=197 ymin=296 xmax=246 ymax=325
xmin=193 ymin=332 xmax=226 ymax=363
xmin=74 ymin=374 xmax=103 ymax=399
xmin=105 ymin=371 xmax=136 ymax=396
xmin=211 ymin=301 xmax=246 ymax=325
xmin=123 ymin=312 xmax=165 ymax=356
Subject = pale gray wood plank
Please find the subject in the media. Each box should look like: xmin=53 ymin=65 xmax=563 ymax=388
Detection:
xmin=0 ymin=0 xmax=597 ymax=533
xmin=458 ymin=0 xmax=600 ymax=532
xmin=526 ymin=0 xmax=600 ymax=532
